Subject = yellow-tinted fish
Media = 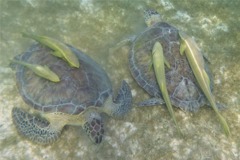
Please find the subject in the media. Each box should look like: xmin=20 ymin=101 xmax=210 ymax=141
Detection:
xmin=22 ymin=33 xmax=80 ymax=68
xmin=152 ymin=42 xmax=182 ymax=135
xmin=179 ymin=31 xmax=230 ymax=136
xmin=12 ymin=59 xmax=60 ymax=82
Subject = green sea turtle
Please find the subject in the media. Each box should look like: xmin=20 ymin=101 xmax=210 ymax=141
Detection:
xmin=114 ymin=9 xmax=229 ymax=135
xmin=11 ymin=43 xmax=132 ymax=144
xmin=124 ymin=9 xmax=214 ymax=112
xmin=114 ymin=8 xmax=229 ymax=114
xmin=117 ymin=9 xmax=230 ymax=135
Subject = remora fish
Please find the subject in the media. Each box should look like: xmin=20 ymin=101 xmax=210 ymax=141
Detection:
xmin=22 ymin=33 xmax=80 ymax=68
xmin=12 ymin=59 xmax=60 ymax=82
xmin=152 ymin=41 xmax=182 ymax=135
xmin=179 ymin=31 xmax=230 ymax=136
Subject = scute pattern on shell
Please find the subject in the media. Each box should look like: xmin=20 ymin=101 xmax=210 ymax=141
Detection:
xmin=14 ymin=44 xmax=112 ymax=115
xmin=129 ymin=22 xmax=213 ymax=112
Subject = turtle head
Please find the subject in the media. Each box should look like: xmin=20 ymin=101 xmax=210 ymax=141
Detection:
xmin=81 ymin=80 xmax=132 ymax=144
xmin=103 ymin=80 xmax=132 ymax=118
xmin=83 ymin=111 xmax=104 ymax=144
xmin=144 ymin=9 xmax=162 ymax=27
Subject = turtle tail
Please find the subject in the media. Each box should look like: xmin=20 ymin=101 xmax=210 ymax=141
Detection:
xmin=12 ymin=107 xmax=61 ymax=145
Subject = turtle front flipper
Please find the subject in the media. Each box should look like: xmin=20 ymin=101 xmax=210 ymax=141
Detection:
xmin=82 ymin=111 xmax=104 ymax=144
xmin=12 ymin=107 xmax=61 ymax=144
xmin=109 ymin=36 xmax=136 ymax=54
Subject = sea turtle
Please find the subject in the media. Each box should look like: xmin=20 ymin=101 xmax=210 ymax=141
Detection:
xmin=11 ymin=43 xmax=132 ymax=144
xmin=122 ymin=9 xmax=215 ymax=112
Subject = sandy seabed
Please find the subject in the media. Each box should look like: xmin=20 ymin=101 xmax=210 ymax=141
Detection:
xmin=0 ymin=0 xmax=239 ymax=159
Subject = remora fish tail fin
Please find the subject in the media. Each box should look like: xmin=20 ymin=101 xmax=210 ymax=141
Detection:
xmin=22 ymin=32 xmax=42 ymax=42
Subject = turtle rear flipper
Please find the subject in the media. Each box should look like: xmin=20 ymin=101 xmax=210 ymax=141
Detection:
xmin=12 ymin=107 xmax=61 ymax=145
xmin=112 ymin=80 xmax=132 ymax=117
xmin=138 ymin=97 xmax=165 ymax=107
xmin=206 ymin=102 xmax=227 ymax=110
xmin=101 ymin=80 xmax=132 ymax=118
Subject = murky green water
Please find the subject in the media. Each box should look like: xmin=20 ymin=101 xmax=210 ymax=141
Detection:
xmin=0 ymin=0 xmax=239 ymax=159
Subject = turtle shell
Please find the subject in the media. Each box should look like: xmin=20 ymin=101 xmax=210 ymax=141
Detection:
xmin=13 ymin=43 xmax=112 ymax=115
xmin=129 ymin=22 xmax=213 ymax=112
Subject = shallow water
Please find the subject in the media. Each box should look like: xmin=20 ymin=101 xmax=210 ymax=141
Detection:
xmin=0 ymin=0 xmax=239 ymax=159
